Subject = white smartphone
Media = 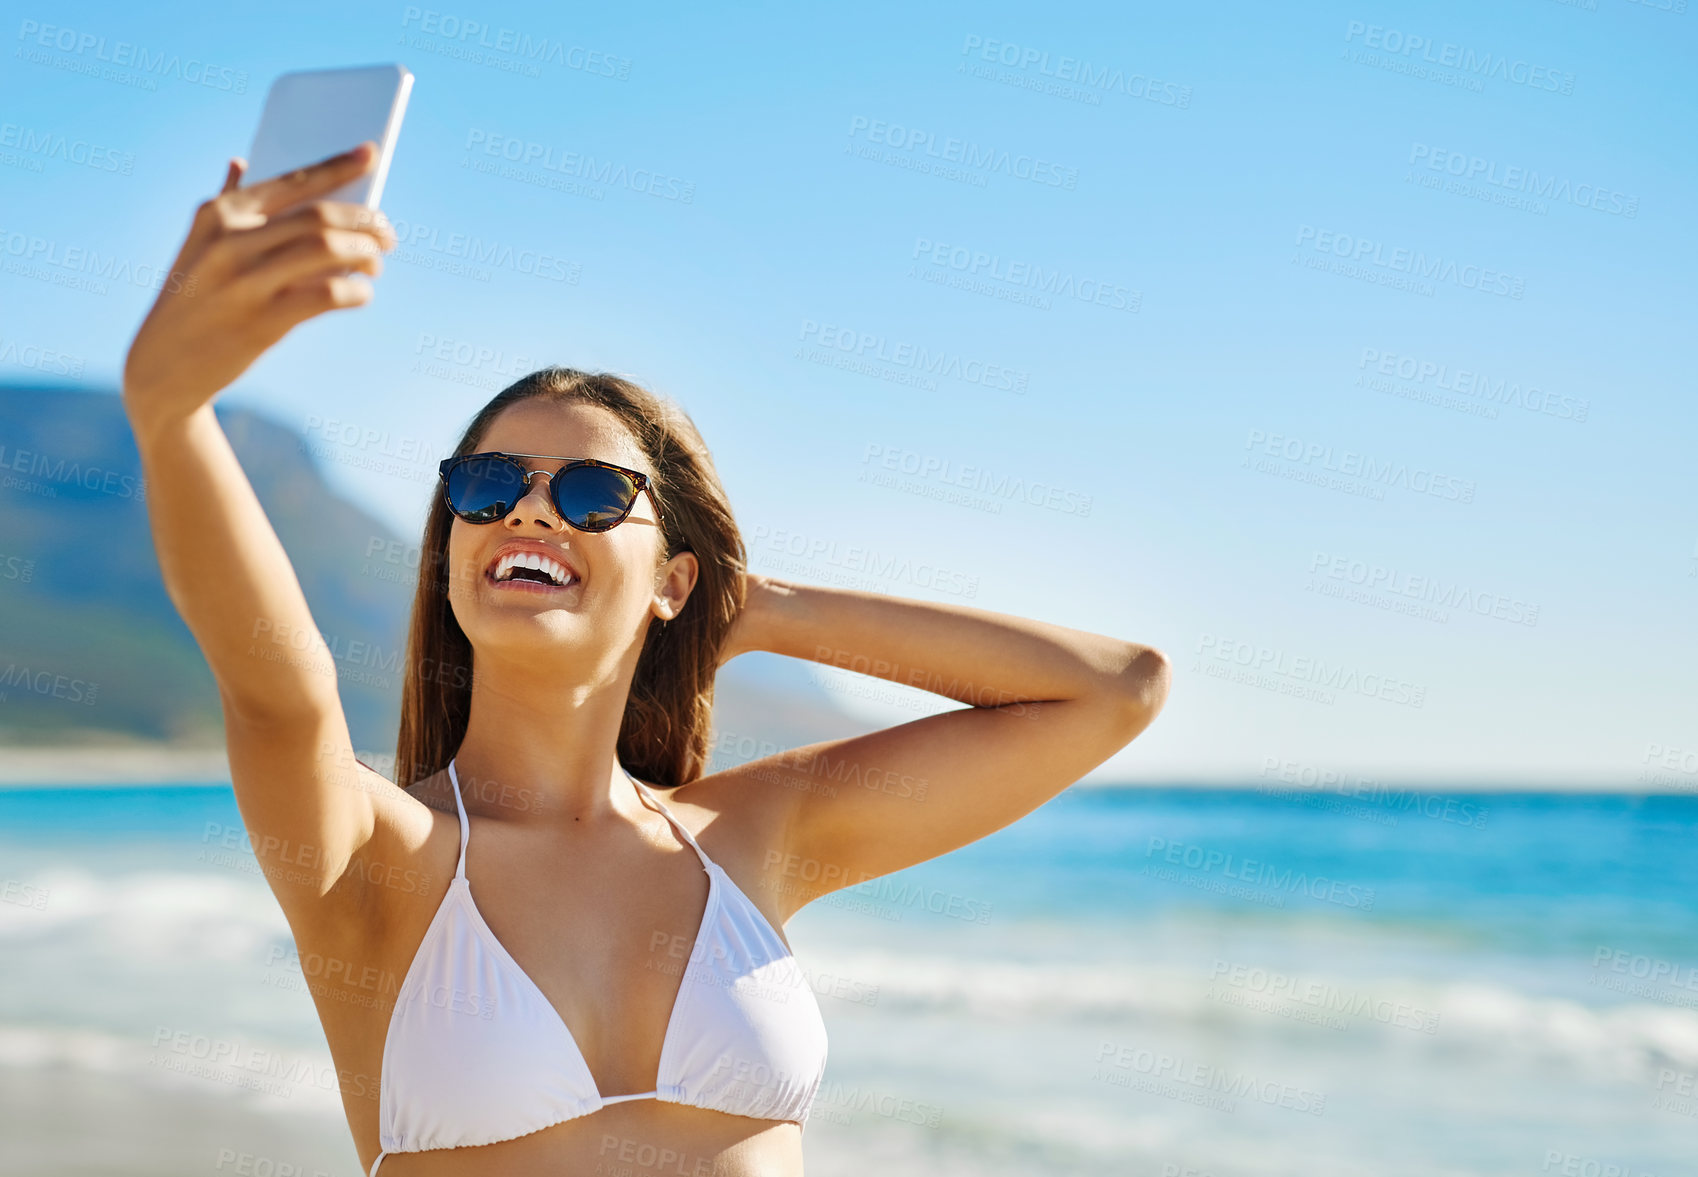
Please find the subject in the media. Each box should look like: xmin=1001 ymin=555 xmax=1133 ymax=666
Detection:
xmin=243 ymin=63 xmax=413 ymax=210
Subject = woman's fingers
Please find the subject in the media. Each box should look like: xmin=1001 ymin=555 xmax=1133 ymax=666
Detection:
xmin=120 ymin=143 xmax=392 ymax=424
xmin=201 ymin=199 xmax=395 ymax=284
xmin=159 ymin=146 xmax=397 ymax=344
xmin=182 ymin=142 xmax=379 ymax=264
xmin=268 ymin=274 xmax=376 ymax=330
xmin=222 ymin=225 xmax=387 ymax=309
xmin=227 ymin=140 xmax=379 ymax=220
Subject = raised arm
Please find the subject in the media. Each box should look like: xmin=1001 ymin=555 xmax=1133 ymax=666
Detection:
xmin=122 ymin=143 xmax=399 ymax=919
xmin=709 ymin=574 xmax=1170 ymax=914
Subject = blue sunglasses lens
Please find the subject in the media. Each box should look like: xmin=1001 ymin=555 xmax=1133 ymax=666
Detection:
xmin=445 ymin=457 xmax=639 ymax=530
xmin=557 ymin=464 xmax=640 ymax=529
xmin=445 ymin=455 xmax=523 ymax=523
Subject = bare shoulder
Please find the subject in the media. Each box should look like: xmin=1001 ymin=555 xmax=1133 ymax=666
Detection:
xmin=395 ymin=766 xmax=454 ymax=813
xmin=371 ymin=766 xmax=458 ymax=865
xmin=647 ymin=758 xmax=794 ymax=844
xmin=317 ymin=764 xmax=454 ymax=932
xmin=642 ymin=758 xmax=807 ymax=918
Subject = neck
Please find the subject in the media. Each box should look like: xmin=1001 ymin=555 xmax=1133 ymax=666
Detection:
xmin=451 ymin=642 xmax=646 ymax=828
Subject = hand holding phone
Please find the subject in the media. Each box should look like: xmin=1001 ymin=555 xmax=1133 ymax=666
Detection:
xmin=122 ymin=144 xmax=400 ymax=437
xmin=123 ymin=63 xmax=413 ymax=436
xmin=243 ymin=64 xmax=412 ymax=212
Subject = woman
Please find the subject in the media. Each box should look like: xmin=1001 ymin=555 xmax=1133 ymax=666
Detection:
xmin=122 ymin=141 xmax=1173 ymax=1176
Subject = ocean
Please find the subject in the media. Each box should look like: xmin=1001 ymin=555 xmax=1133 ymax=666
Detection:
xmin=2 ymin=782 xmax=1695 ymax=1176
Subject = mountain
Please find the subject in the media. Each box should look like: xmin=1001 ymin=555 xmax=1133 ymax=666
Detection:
xmin=0 ymin=383 xmax=874 ymax=774
xmin=0 ymin=384 xmax=414 ymax=753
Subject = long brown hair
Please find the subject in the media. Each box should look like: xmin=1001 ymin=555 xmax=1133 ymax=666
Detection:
xmin=392 ymin=367 xmax=746 ymax=791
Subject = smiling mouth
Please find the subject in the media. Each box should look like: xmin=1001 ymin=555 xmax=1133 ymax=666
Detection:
xmin=486 ymin=551 xmax=578 ymax=591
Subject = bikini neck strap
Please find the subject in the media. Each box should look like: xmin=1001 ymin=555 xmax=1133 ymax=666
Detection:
xmin=445 ymin=758 xmax=470 ymax=879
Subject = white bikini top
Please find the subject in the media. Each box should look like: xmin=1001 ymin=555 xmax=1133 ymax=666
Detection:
xmin=367 ymin=759 xmax=829 ymax=1174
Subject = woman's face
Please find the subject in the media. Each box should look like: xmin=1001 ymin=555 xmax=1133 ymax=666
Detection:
xmin=444 ymin=399 xmax=696 ymax=665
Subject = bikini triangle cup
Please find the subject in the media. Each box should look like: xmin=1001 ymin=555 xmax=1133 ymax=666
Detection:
xmin=366 ymin=759 xmax=829 ymax=1174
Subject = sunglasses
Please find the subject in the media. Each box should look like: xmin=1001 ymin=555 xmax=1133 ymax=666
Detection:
xmin=438 ymin=451 xmax=664 ymax=534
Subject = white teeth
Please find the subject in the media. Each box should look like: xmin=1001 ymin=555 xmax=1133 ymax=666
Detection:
xmin=491 ymin=551 xmax=575 ymax=586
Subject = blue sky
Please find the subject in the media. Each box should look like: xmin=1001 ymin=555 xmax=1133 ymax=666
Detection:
xmin=3 ymin=0 xmax=1694 ymax=785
